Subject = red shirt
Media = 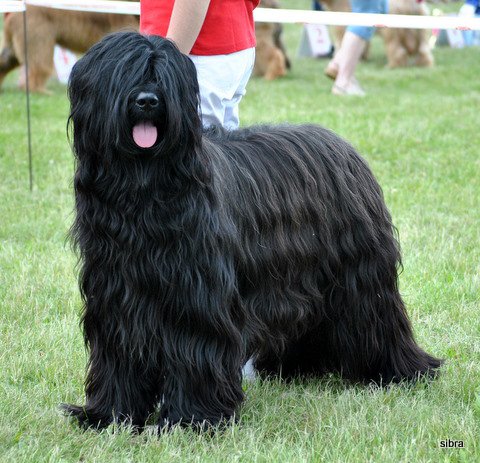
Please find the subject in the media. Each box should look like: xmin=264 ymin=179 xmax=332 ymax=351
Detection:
xmin=140 ymin=0 xmax=259 ymax=56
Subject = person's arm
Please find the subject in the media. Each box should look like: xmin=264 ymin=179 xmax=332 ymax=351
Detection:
xmin=166 ymin=0 xmax=211 ymax=54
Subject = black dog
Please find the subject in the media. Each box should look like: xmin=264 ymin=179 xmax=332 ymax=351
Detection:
xmin=63 ymin=31 xmax=441 ymax=430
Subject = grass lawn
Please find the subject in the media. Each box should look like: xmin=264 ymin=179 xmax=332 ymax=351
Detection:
xmin=0 ymin=3 xmax=479 ymax=462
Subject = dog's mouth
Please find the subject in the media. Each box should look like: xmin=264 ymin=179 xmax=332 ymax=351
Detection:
xmin=132 ymin=121 xmax=158 ymax=149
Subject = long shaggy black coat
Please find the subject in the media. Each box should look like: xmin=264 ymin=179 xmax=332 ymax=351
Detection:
xmin=63 ymin=31 xmax=442 ymax=430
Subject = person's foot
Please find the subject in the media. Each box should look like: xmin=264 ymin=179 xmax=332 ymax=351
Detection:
xmin=324 ymin=61 xmax=339 ymax=80
xmin=332 ymin=77 xmax=365 ymax=96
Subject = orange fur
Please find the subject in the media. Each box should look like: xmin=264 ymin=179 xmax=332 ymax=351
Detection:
xmin=381 ymin=0 xmax=434 ymax=68
xmin=319 ymin=0 xmax=433 ymax=67
xmin=0 ymin=6 xmax=138 ymax=93
xmin=253 ymin=0 xmax=290 ymax=81
xmin=254 ymin=23 xmax=287 ymax=81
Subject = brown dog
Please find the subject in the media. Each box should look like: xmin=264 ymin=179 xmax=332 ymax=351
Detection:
xmin=0 ymin=6 xmax=138 ymax=93
xmin=253 ymin=0 xmax=291 ymax=81
xmin=381 ymin=0 xmax=434 ymax=67
xmin=320 ymin=0 xmax=433 ymax=68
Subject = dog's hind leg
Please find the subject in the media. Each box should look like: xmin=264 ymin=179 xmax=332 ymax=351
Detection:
xmin=385 ymin=37 xmax=408 ymax=68
xmin=255 ymin=319 xmax=341 ymax=381
xmin=0 ymin=45 xmax=19 ymax=91
xmin=246 ymin=282 xmax=330 ymax=381
xmin=0 ymin=15 xmax=20 ymax=91
xmin=415 ymin=40 xmax=434 ymax=67
xmin=321 ymin=229 xmax=443 ymax=384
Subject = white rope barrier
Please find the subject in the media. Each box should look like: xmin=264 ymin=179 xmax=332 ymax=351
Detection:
xmin=24 ymin=0 xmax=138 ymax=14
xmin=2 ymin=0 xmax=476 ymax=191
xmin=254 ymin=8 xmax=480 ymax=31
xmin=0 ymin=0 xmax=480 ymax=30
xmin=1 ymin=1 xmax=478 ymax=31
xmin=1 ymin=1 xmax=26 ymax=13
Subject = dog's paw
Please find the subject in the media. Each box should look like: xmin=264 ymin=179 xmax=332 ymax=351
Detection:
xmin=60 ymin=403 xmax=114 ymax=430
xmin=159 ymin=411 xmax=235 ymax=433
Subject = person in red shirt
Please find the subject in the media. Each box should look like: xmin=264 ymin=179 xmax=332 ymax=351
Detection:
xmin=140 ymin=0 xmax=260 ymax=130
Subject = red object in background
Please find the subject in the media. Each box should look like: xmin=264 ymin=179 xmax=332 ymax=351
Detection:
xmin=140 ymin=0 xmax=260 ymax=55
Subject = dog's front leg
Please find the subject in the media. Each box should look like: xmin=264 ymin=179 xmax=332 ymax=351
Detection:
xmin=63 ymin=326 xmax=161 ymax=430
xmin=160 ymin=331 xmax=244 ymax=430
xmin=158 ymin=269 xmax=245 ymax=430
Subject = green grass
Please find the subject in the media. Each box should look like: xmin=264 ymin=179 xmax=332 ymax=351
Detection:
xmin=1 ymin=3 xmax=479 ymax=462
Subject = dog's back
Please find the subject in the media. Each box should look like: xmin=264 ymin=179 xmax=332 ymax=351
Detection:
xmin=205 ymin=124 xmax=382 ymax=224
xmin=204 ymin=124 xmax=394 ymax=344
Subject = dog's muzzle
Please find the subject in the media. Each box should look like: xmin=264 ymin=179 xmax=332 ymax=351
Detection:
xmin=132 ymin=92 xmax=160 ymax=149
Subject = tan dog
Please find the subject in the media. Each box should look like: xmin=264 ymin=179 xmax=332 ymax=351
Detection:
xmin=253 ymin=0 xmax=291 ymax=81
xmin=381 ymin=0 xmax=434 ymax=67
xmin=0 ymin=6 xmax=138 ymax=93
xmin=320 ymin=0 xmax=433 ymax=67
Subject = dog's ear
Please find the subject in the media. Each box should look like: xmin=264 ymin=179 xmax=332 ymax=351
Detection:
xmin=67 ymin=47 xmax=104 ymax=161
xmin=67 ymin=33 xmax=126 ymax=159
xmin=148 ymin=36 xmax=202 ymax=152
xmin=173 ymin=52 xmax=202 ymax=149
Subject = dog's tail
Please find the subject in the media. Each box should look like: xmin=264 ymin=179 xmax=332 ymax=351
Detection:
xmin=273 ymin=23 xmax=291 ymax=70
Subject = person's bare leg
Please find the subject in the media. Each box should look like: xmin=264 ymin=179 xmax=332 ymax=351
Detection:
xmin=332 ymin=31 xmax=366 ymax=96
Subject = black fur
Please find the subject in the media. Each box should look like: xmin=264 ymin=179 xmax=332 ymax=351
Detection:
xmin=63 ymin=31 xmax=442 ymax=430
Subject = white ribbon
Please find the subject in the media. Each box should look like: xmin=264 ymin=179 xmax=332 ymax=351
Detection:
xmin=2 ymin=1 xmax=479 ymax=31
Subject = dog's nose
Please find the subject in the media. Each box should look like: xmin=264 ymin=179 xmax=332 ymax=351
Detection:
xmin=135 ymin=92 xmax=159 ymax=111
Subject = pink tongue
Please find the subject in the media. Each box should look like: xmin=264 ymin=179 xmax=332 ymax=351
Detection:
xmin=132 ymin=122 xmax=158 ymax=148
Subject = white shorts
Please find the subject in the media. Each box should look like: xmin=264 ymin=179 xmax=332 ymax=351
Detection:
xmin=189 ymin=47 xmax=255 ymax=131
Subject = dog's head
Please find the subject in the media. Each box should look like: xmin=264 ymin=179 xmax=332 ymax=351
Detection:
xmin=68 ymin=32 xmax=201 ymax=160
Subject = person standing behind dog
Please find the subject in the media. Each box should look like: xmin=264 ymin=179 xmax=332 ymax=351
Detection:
xmin=140 ymin=0 xmax=259 ymax=130
xmin=324 ymin=0 xmax=387 ymax=96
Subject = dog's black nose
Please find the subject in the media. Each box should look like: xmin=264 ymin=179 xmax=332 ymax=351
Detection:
xmin=135 ymin=92 xmax=159 ymax=111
